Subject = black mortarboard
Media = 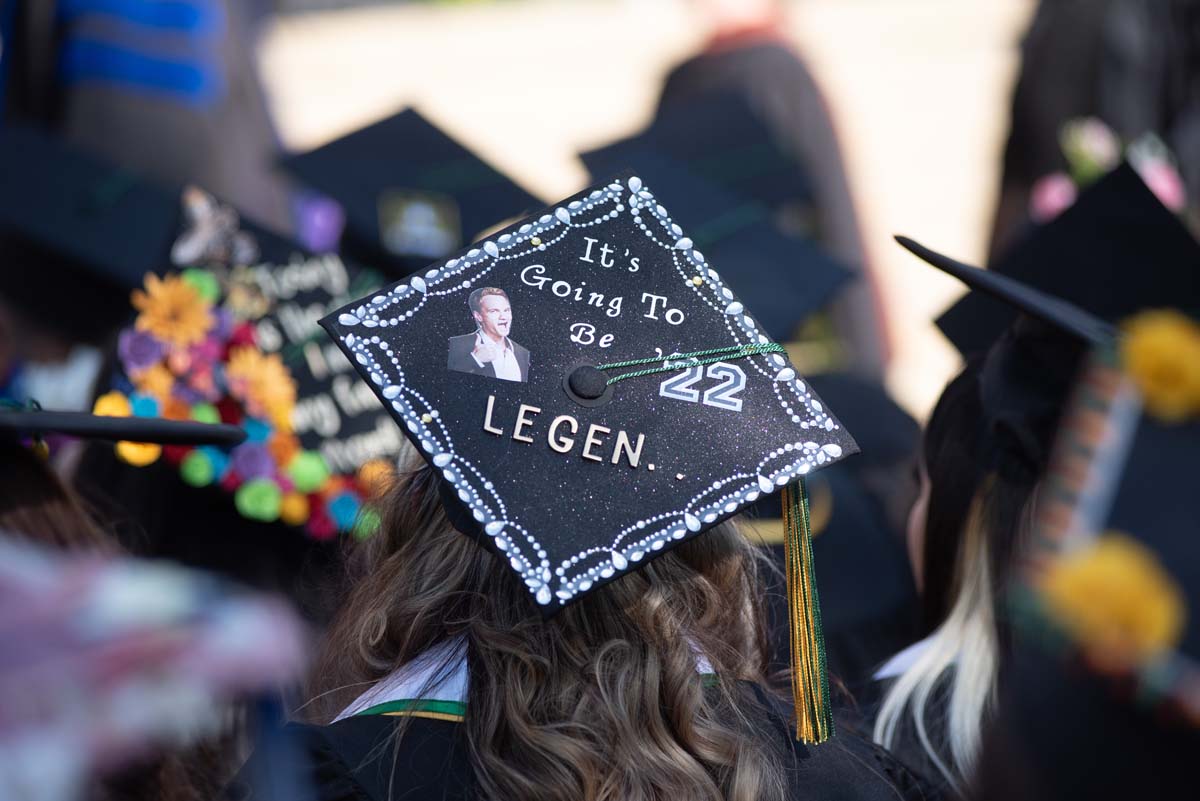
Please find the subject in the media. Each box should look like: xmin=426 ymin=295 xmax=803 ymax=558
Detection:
xmin=280 ymin=109 xmax=541 ymax=276
xmin=0 ymin=125 xmax=180 ymax=344
xmin=897 ymin=235 xmax=1116 ymax=478
xmin=324 ymin=174 xmax=859 ymax=741
xmin=580 ymin=148 xmax=849 ymax=341
xmin=936 ymin=163 xmax=1200 ymax=357
xmin=581 ymin=91 xmax=815 ymax=218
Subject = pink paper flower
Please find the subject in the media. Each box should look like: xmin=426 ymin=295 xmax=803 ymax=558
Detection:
xmin=1136 ymin=159 xmax=1187 ymax=212
xmin=1030 ymin=172 xmax=1078 ymax=223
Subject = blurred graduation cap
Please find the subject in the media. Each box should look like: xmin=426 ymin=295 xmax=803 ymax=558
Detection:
xmin=936 ymin=163 xmax=1200 ymax=357
xmin=977 ymin=313 xmax=1200 ymax=799
xmin=0 ymin=125 xmax=180 ymax=344
xmin=580 ymin=147 xmax=850 ymax=341
xmin=280 ymin=109 xmax=541 ymax=276
xmin=323 ymin=173 xmax=859 ymax=741
xmin=581 ymin=91 xmax=815 ymax=219
xmin=896 ymin=234 xmax=1118 ymax=484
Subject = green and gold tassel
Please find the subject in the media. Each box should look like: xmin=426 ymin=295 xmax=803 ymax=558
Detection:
xmin=782 ymin=478 xmax=833 ymax=744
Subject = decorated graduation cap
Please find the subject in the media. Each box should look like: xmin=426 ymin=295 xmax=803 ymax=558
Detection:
xmin=323 ymin=174 xmax=858 ymax=742
xmin=280 ymin=108 xmax=541 ymax=275
xmin=0 ymin=125 xmax=180 ymax=343
xmin=580 ymin=148 xmax=849 ymax=341
xmin=581 ymin=91 xmax=815 ymax=221
xmin=93 ymin=187 xmax=398 ymax=540
xmin=937 ymin=163 xmax=1200 ymax=357
xmin=979 ymin=311 xmax=1200 ymax=796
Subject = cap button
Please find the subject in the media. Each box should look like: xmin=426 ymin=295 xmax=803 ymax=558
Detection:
xmin=567 ymin=365 xmax=608 ymax=400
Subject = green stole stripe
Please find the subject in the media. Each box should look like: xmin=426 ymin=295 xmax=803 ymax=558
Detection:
xmin=355 ymin=698 xmax=467 ymax=719
xmin=354 ymin=674 xmax=719 ymax=719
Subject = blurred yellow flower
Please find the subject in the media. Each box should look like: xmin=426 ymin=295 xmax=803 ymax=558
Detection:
xmin=131 ymin=273 xmax=213 ymax=348
xmin=1121 ymin=310 xmax=1200 ymax=422
xmin=226 ymin=346 xmax=297 ymax=431
xmin=93 ymin=391 xmax=131 ymax=418
xmin=357 ymin=458 xmax=395 ymax=496
xmin=132 ymin=363 xmax=175 ymax=401
xmin=116 ymin=441 xmax=162 ymax=467
xmin=1039 ymin=533 xmax=1185 ymax=667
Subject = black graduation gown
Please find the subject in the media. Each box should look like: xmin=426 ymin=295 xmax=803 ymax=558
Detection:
xmin=230 ymin=686 xmax=942 ymax=801
xmin=852 ymin=673 xmax=956 ymax=801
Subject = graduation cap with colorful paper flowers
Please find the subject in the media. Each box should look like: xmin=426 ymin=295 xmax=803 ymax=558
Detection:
xmin=322 ymin=173 xmax=859 ymax=742
xmin=897 ymin=227 xmax=1200 ymax=794
xmin=896 ymin=227 xmax=1200 ymax=717
xmin=96 ymin=188 xmax=399 ymax=541
xmin=280 ymin=108 xmax=542 ymax=277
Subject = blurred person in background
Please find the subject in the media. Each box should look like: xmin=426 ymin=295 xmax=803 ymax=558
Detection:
xmin=0 ymin=408 xmax=261 ymax=801
xmin=0 ymin=0 xmax=291 ymax=232
xmin=989 ymin=0 xmax=1200 ymax=260
xmin=659 ymin=0 xmax=889 ymax=378
xmin=871 ymin=169 xmax=1200 ymax=793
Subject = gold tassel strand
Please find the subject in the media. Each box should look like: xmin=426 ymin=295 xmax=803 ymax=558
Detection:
xmin=783 ymin=479 xmax=833 ymax=744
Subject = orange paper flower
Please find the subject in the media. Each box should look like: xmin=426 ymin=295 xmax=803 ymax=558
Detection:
xmin=132 ymin=363 xmax=175 ymax=402
xmin=225 ymin=346 xmax=297 ymax=431
xmin=132 ymin=273 xmax=213 ymax=348
xmin=268 ymin=432 xmax=301 ymax=466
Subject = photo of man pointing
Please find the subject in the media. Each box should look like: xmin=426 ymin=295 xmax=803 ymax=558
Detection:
xmin=447 ymin=287 xmax=531 ymax=382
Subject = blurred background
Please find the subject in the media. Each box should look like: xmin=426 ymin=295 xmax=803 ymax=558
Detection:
xmin=258 ymin=0 xmax=1034 ymax=418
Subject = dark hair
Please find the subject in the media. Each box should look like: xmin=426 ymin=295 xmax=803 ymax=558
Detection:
xmin=73 ymin=442 xmax=341 ymax=622
xmin=918 ymin=361 xmax=988 ymax=631
xmin=0 ymin=439 xmax=115 ymax=553
xmin=468 ymin=286 xmax=508 ymax=314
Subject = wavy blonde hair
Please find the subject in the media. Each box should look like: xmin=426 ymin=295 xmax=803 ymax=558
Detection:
xmin=310 ymin=451 xmax=789 ymax=801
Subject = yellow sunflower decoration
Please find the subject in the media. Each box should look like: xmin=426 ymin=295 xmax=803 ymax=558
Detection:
xmin=132 ymin=273 xmax=214 ymax=348
xmin=1039 ymin=533 xmax=1186 ymax=669
xmin=1121 ymin=309 xmax=1200 ymax=422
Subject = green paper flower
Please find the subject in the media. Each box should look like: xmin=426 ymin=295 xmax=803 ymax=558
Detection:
xmin=287 ymin=451 xmax=330 ymax=493
xmin=180 ymin=450 xmax=215 ymax=487
xmin=235 ymin=479 xmax=282 ymax=522
xmin=181 ymin=268 xmax=222 ymax=305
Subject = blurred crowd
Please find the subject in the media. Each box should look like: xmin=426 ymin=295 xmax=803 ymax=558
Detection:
xmin=1 ymin=1 xmax=1198 ymax=800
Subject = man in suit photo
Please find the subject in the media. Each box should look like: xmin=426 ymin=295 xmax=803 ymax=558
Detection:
xmin=447 ymin=287 xmax=530 ymax=382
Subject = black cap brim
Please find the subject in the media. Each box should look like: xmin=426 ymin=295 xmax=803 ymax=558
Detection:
xmin=895 ymin=235 xmax=1116 ymax=346
xmin=0 ymin=411 xmax=246 ymax=446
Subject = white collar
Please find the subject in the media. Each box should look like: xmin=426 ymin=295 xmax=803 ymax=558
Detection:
xmin=338 ymin=637 xmax=715 ymax=721
xmin=335 ymin=639 xmax=468 ymax=722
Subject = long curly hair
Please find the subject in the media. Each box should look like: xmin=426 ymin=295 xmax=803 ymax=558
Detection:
xmin=309 ymin=451 xmax=790 ymax=801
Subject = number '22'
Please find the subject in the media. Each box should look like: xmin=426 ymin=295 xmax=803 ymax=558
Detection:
xmin=658 ymin=361 xmax=746 ymax=412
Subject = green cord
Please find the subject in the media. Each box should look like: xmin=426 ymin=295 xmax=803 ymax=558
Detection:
xmin=595 ymin=342 xmax=785 ymax=385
